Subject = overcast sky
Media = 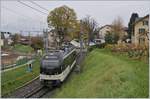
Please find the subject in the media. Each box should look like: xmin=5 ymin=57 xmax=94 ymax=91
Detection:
xmin=1 ymin=1 xmax=150 ymax=35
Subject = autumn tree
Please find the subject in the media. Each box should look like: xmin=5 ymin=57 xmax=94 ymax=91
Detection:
xmin=105 ymin=16 xmax=125 ymax=44
xmin=111 ymin=16 xmax=125 ymax=42
xmin=31 ymin=36 xmax=43 ymax=50
xmin=47 ymin=5 xmax=77 ymax=45
xmin=12 ymin=33 xmax=20 ymax=45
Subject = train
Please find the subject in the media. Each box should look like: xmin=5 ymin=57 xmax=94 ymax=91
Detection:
xmin=40 ymin=45 xmax=77 ymax=87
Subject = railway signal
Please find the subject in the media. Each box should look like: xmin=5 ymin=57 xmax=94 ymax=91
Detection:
xmin=43 ymin=29 xmax=49 ymax=53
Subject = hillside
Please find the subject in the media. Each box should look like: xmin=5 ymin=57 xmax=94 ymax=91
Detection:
xmin=53 ymin=49 xmax=148 ymax=98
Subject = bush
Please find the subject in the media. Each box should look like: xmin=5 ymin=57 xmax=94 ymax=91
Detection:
xmin=112 ymin=44 xmax=148 ymax=60
xmin=88 ymin=45 xmax=97 ymax=52
xmin=97 ymin=43 xmax=106 ymax=48
xmin=105 ymin=44 xmax=115 ymax=49
xmin=105 ymin=32 xmax=119 ymax=44
xmin=111 ymin=43 xmax=129 ymax=53
xmin=127 ymin=45 xmax=146 ymax=59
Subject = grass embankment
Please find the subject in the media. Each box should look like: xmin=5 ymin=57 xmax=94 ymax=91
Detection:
xmin=53 ymin=49 xmax=149 ymax=98
xmin=1 ymin=58 xmax=40 ymax=96
xmin=13 ymin=44 xmax=34 ymax=53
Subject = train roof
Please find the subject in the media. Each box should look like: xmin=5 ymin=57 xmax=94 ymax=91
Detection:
xmin=43 ymin=46 xmax=75 ymax=60
xmin=41 ymin=45 xmax=75 ymax=67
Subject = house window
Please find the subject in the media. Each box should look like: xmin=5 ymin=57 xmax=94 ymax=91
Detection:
xmin=143 ymin=21 xmax=148 ymax=26
xmin=106 ymin=27 xmax=110 ymax=29
xmin=106 ymin=31 xmax=110 ymax=34
xmin=139 ymin=28 xmax=145 ymax=33
xmin=139 ymin=38 xmax=145 ymax=45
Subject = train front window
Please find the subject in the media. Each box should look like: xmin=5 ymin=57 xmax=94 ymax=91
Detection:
xmin=44 ymin=55 xmax=58 ymax=59
xmin=42 ymin=59 xmax=59 ymax=67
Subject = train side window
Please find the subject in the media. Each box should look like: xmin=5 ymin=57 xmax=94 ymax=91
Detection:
xmin=62 ymin=63 xmax=65 ymax=71
xmin=62 ymin=58 xmax=68 ymax=70
xmin=61 ymin=65 xmax=63 ymax=71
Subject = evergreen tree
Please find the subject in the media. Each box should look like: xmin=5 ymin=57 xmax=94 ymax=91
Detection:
xmin=128 ymin=13 xmax=139 ymax=40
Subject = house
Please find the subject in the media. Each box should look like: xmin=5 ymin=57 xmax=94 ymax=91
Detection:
xmin=47 ymin=30 xmax=57 ymax=49
xmin=131 ymin=15 xmax=149 ymax=46
xmin=99 ymin=24 xmax=129 ymax=44
xmin=19 ymin=36 xmax=30 ymax=45
xmin=99 ymin=25 xmax=112 ymax=40
xmin=118 ymin=27 xmax=129 ymax=44
xmin=0 ymin=39 xmax=4 ymax=46
xmin=0 ymin=32 xmax=13 ymax=46
xmin=0 ymin=32 xmax=5 ymax=46
xmin=123 ymin=27 xmax=128 ymax=36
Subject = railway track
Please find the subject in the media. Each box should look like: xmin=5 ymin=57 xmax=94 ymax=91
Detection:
xmin=2 ymin=50 xmax=87 ymax=98
xmin=3 ymin=77 xmax=52 ymax=98
xmin=26 ymin=86 xmax=50 ymax=98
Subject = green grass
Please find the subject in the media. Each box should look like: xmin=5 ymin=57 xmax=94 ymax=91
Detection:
xmin=1 ymin=58 xmax=40 ymax=96
xmin=13 ymin=44 xmax=33 ymax=53
xmin=53 ymin=49 xmax=149 ymax=98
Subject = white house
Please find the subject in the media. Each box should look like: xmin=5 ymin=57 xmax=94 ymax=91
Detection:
xmin=1 ymin=32 xmax=13 ymax=46
xmin=99 ymin=25 xmax=112 ymax=40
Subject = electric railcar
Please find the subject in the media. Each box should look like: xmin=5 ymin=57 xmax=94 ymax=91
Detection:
xmin=40 ymin=46 xmax=77 ymax=86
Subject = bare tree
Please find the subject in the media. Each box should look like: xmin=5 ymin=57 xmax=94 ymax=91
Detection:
xmin=111 ymin=16 xmax=125 ymax=42
xmin=81 ymin=15 xmax=98 ymax=45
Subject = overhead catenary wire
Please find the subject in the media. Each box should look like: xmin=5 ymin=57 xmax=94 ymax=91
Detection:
xmin=2 ymin=6 xmax=46 ymax=28
xmin=2 ymin=1 xmax=48 ymax=33
xmin=17 ymin=0 xmax=48 ymax=15
xmin=2 ymin=6 xmax=47 ymax=33
xmin=2 ymin=6 xmax=44 ymax=23
xmin=1 ymin=6 xmax=30 ymax=31
xmin=29 ymin=1 xmax=49 ymax=12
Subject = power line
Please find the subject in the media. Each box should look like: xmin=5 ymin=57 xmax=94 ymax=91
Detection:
xmin=2 ymin=6 xmax=47 ymax=33
xmin=2 ymin=6 xmax=28 ymax=18
xmin=2 ymin=6 xmax=44 ymax=24
xmin=21 ymin=30 xmax=44 ymax=32
xmin=17 ymin=0 xmax=48 ymax=15
xmin=29 ymin=1 xmax=49 ymax=12
xmin=2 ymin=6 xmax=31 ymax=30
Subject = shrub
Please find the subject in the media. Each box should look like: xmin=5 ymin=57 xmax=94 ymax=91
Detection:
xmin=126 ymin=44 xmax=147 ymax=60
xmin=105 ymin=44 xmax=115 ymax=49
xmin=104 ymin=43 xmax=148 ymax=62
xmin=105 ymin=32 xmax=119 ymax=44
xmin=88 ymin=45 xmax=97 ymax=52
xmin=98 ymin=43 xmax=106 ymax=48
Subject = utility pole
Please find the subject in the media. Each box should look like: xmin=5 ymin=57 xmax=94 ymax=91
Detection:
xmin=28 ymin=32 xmax=32 ymax=59
xmin=43 ymin=28 xmax=48 ymax=53
xmin=76 ymin=20 xmax=84 ymax=73
xmin=80 ymin=20 xmax=84 ymax=57
xmin=29 ymin=32 xmax=31 ymax=47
